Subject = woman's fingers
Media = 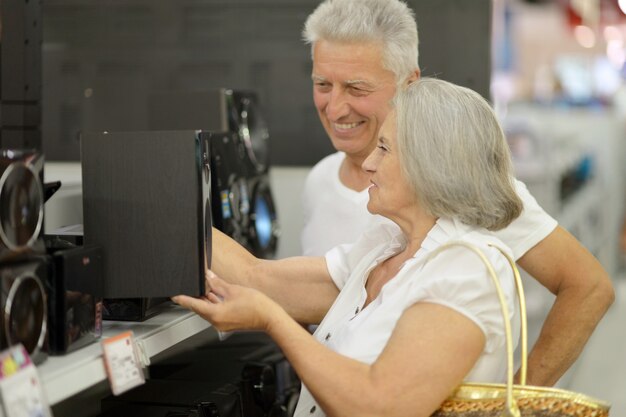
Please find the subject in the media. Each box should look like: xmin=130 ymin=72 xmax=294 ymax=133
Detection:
xmin=171 ymin=295 xmax=195 ymax=310
xmin=207 ymin=292 xmax=222 ymax=304
xmin=207 ymin=275 xmax=230 ymax=299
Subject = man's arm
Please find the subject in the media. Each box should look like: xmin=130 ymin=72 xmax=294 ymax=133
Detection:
xmin=516 ymin=225 xmax=615 ymax=386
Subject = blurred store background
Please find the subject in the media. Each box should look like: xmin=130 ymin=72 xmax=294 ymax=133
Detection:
xmin=488 ymin=0 xmax=626 ymax=412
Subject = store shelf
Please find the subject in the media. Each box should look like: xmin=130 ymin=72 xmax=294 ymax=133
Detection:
xmin=37 ymin=303 xmax=212 ymax=405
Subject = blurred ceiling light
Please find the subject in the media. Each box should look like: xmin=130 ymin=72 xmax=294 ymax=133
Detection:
xmin=606 ymin=40 xmax=625 ymax=68
xmin=574 ymin=25 xmax=596 ymax=48
xmin=604 ymin=25 xmax=623 ymax=42
xmin=618 ymin=0 xmax=626 ymax=15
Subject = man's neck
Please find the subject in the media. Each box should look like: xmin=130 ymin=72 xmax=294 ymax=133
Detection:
xmin=339 ymin=154 xmax=371 ymax=192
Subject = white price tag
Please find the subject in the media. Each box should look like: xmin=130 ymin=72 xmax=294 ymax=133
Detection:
xmin=0 ymin=345 xmax=51 ymax=417
xmin=101 ymin=331 xmax=145 ymax=395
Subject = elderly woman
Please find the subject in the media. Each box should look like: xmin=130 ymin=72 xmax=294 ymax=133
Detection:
xmin=174 ymin=78 xmax=523 ymax=417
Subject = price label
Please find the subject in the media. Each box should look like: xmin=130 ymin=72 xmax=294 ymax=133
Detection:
xmin=0 ymin=345 xmax=51 ymax=417
xmin=101 ymin=331 xmax=145 ymax=395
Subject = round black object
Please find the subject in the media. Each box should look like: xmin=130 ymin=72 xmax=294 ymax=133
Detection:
xmin=0 ymin=162 xmax=43 ymax=250
xmin=249 ymin=178 xmax=279 ymax=259
xmin=237 ymin=96 xmax=270 ymax=174
xmin=242 ymin=363 xmax=276 ymax=412
xmin=5 ymin=275 xmax=46 ymax=354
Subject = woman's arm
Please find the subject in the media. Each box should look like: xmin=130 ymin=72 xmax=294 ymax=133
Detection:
xmin=210 ymin=227 xmax=339 ymax=324
xmin=274 ymin=302 xmax=485 ymax=417
xmin=175 ymin=276 xmax=486 ymax=417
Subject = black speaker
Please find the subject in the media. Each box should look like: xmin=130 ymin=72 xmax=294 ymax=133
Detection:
xmin=149 ymin=332 xmax=300 ymax=417
xmin=44 ymin=244 xmax=103 ymax=354
xmin=0 ymin=258 xmax=47 ymax=364
xmin=101 ymin=380 xmax=244 ymax=417
xmin=226 ymin=90 xmax=270 ymax=176
xmin=210 ymin=132 xmax=252 ymax=250
xmin=0 ymin=149 xmax=45 ymax=262
xmin=80 ymin=130 xmax=212 ymax=298
xmin=246 ymin=175 xmax=279 ymax=260
xmin=102 ymin=297 xmax=169 ymax=322
xmin=148 ymin=89 xmax=279 ymax=259
xmin=224 ymin=92 xmax=278 ymax=259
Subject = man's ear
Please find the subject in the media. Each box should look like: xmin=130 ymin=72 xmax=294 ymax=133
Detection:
xmin=406 ymin=69 xmax=420 ymax=85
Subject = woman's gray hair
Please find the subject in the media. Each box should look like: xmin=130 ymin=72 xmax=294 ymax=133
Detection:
xmin=303 ymin=0 xmax=418 ymax=84
xmin=395 ymin=78 xmax=523 ymax=231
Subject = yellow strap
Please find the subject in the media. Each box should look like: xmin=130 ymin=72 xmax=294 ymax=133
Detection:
xmin=425 ymin=241 xmax=525 ymax=417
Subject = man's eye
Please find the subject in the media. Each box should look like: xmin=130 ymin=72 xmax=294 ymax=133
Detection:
xmin=350 ymin=87 xmax=368 ymax=95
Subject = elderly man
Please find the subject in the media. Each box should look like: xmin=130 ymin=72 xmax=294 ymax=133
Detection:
xmin=300 ymin=0 xmax=613 ymax=386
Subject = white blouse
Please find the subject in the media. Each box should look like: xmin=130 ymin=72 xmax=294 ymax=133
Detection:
xmin=294 ymin=217 xmax=520 ymax=417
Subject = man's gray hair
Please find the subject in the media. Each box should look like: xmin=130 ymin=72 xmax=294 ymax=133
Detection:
xmin=303 ymin=0 xmax=419 ymax=84
xmin=395 ymin=78 xmax=523 ymax=231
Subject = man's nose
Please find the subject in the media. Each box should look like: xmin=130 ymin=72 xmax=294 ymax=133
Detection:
xmin=325 ymin=89 xmax=350 ymax=120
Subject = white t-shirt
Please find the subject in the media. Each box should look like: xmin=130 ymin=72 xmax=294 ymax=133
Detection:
xmin=294 ymin=218 xmax=520 ymax=417
xmin=301 ymin=151 xmax=558 ymax=259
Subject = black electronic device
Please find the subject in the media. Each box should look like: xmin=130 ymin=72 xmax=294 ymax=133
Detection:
xmin=43 ymin=180 xmax=61 ymax=202
xmin=102 ymin=297 xmax=169 ymax=322
xmin=0 ymin=149 xmax=45 ymax=262
xmin=101 ymin=380 xmax=244 ymax=417
xmin=149 ymin=332 xmax=299 ymax=417
xmin=227 ymin=90 xmax=271 ymax=176
xmin=224 ymin=91 xmax=278 ymax=259
xmin=209 ymin=132 xmax=251 ymax=250
xmin=44 ymin=243 xmax=103 ymax=354
xmin=148 ymin=89 xmax=279 ymax=259
xmin=97 ymin=402 xmax=217 ymax=417
xmin=0 ymin=258 xmax=48 ymax=364
xmin=246 ymin=174 xmax=279 ymax=260
xmin=148 ymin=89 xmax=270 ymax=175
xmin=81 ymin=130 xmax=212 ymax=298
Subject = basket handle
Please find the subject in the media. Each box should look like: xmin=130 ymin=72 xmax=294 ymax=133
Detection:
xmin=424 ymin=241 xmax=528 ymax=417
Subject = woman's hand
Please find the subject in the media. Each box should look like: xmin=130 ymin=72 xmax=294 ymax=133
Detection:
xmin=172 ymin=270 xmax=279 ymax=333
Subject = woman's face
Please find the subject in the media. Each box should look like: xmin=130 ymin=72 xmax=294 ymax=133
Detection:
xmin=362 ymin=111 xmax=417 ymax=219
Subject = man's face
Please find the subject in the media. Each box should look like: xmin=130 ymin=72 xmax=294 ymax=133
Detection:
xmin=311 ymin=40 xmax=398 ymax=160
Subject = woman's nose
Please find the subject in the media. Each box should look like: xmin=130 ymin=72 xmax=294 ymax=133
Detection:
xmin=362 ymin=149 xmax=378 ymax=173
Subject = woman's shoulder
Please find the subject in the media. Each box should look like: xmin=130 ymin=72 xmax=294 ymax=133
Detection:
xmin=427 ymin=218 xmax=513 ymax=262
xmin=420 ymin=220 xmax=513 ymax=279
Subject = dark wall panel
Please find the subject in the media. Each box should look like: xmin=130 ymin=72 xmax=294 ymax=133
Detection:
xmin=1 ymin=0 xmax=43 ymax=150
xmin=41 ymin=0 xmax=491 ymax=166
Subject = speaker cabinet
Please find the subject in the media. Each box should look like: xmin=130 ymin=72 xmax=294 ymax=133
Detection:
xmin=0 ymin=149 xmax=45 ymax=262
xmin=0 ymin=258 xmax=47 ymax=364
xmin=45 ymin=244 xmax=103 ymax=354
xmin=148 ymin=89 xmax=278 ymax=259
xmin=149 ymin=89 xmax=270 ymax=176
xmin=210 ymin=132 xmax=252 ymax=250
xmin=80 ymin=130 xmax=212 ymax=298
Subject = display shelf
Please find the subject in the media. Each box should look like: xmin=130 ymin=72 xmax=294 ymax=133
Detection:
xmin=37 ymin=302 xmax=212 ymax=406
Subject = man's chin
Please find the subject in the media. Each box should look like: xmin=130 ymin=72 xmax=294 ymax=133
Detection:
xmin=331 ymin=139 xmax=375 ymax=159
